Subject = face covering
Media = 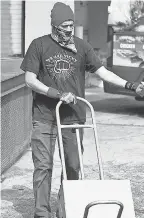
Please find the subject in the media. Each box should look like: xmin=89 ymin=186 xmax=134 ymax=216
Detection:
xmin=55 ymin=26 xmax=73 ymax=42
xmin=51 ymin=25 xmax=77 ymax=53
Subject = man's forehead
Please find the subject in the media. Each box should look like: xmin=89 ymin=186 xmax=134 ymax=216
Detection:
xmin=60 ymin=20 xmax=74 ymax=26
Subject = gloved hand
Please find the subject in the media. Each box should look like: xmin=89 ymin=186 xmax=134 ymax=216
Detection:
xmin=46 ymin=88 xmax=77 ymax=104
xmin=125 ymin=82 xmax=144 ymax=97
xmin=60 ymin=92 xmax=77 ymax=104
xmin=135 ymin=82 xmax=144 ymax=97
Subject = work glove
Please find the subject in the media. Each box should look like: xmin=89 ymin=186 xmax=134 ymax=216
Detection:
xmin=135 ymin=83 xmax=144 ymax=97
xmin=125 ymin=82 xmax=144 ymax=98
xmin=60 ymin=92 xmax=77 ymax=104
xmin=47 ymin=88 xmax=77 ymax=104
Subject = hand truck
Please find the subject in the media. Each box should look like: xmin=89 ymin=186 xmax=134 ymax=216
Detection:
xmin=56 ymin=97 xmax=135 ymax=218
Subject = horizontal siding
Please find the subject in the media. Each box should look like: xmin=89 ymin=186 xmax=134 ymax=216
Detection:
xmin=1 ymin=1 xmax=23 ymax=58
xmin=1 ymin=1 xmax=12 ymax=57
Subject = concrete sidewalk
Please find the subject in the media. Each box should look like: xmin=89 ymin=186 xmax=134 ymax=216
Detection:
xmin=1 ymin=144 xmax=62 ymax=218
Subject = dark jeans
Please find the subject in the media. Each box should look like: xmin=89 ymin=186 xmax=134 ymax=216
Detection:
xmin=31 ymin=121 xmax=83 ymax=218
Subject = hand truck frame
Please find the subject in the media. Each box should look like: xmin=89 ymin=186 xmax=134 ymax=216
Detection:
xmin=55 ymin=97 xmax=135 ymax=218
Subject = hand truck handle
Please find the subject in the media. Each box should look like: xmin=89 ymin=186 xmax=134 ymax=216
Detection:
xmin=83 ymin=200 xmax=124 ymax=218
xmin=56 ymin=97 xmax=104 ymax=180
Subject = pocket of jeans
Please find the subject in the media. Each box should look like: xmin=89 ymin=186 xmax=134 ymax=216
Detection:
xmin=32 ymin=120 xmax=39 ymax=128
xmin=32 ymin=121 xmax=57 ymax=136
xmin=32 ymin=121 xmax=48 ymax=133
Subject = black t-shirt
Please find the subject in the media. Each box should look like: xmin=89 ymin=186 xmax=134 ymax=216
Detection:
xmin=20 ymin=34 xmax=102 ymax=124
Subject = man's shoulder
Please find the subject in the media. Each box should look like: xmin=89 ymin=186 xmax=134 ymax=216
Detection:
xmin=33 ymin=34 xmax=51 ymax=44
xmin=74 ymin=36 xmax=86 ymax=45
xmin=74 ymin=36 xmax=92 ymax=50
xmin=31 ymin=34 xmax=54 ymax=52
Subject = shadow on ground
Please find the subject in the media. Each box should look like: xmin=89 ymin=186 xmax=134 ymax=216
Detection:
xmin=88 ymin=97 xmax=144 ymax=118
xmin=1 ymin=165 xmax=58 ymax=218
xmin=1 ymin=186 xmax=57 ymax=218
xmin=1 ymin=186 xmax=34 ymax=218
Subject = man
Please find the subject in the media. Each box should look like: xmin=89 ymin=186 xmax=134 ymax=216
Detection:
xmin=20 ymin=2 xmax=144 ymax=218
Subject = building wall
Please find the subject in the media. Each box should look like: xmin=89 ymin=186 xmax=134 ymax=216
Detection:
xmin=75 ymin=1 xmax=110 ymax=48
xmin=1 ymin=1 xmax=12 ymax=57
xmin=1 ymin=1 xmax=31 ymax=174
xmin=87 ymin=1 xmax=110 ymax=49
xmin=74 ymin=1 xmax=110 ymax=87
xmin=25 ymin=0 xmax=74 ymax=52
xmin=1 ymin=79 xmax=32 ymax=174
xmin=74 ymin=1 xmax=88 ymax=41
xmin=1 ymin=1 xmax=23 ymax=58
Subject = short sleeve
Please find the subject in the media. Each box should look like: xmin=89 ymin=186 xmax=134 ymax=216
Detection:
xmin=20 ymin=39 xmax=41 ymax=75
xmin=85 ymin=43 xmax=103 ymax=73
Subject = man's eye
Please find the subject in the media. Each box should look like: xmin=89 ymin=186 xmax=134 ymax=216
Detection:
xmin=62 ymin=25 xmax=73 ymax=28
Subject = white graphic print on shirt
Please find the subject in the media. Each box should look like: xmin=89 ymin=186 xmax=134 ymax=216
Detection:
xmin=45 ymin=51 xmax=77 ymax=81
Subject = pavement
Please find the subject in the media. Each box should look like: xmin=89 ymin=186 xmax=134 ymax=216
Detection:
xmin=1 ymin=87 xmax=144 ymax=218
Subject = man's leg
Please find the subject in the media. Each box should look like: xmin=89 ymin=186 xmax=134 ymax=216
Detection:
xmin=62 ymin=128 xmax=84 ymax=180
xmin=31 ymin=121 xmax=57 ymax=218
xmin=56 ymin=127 xmax=84 ymax=217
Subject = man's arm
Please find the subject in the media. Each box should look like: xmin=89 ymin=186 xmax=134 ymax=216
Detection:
xmin=25 ymin=71 xmax=77 ymax=103
xmin=95 ymin=66 xmax=127 ymax=88
xmin=25 ymin=71 xmax=49 ymax=96
xmin=95 ymin=66 xmax=144 ymax=97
